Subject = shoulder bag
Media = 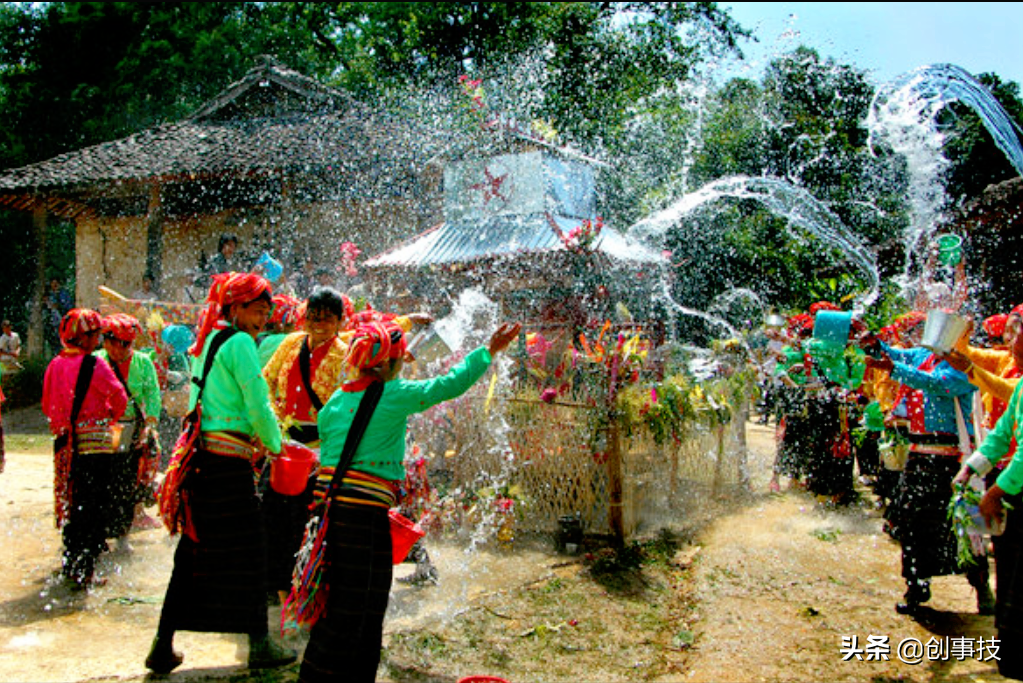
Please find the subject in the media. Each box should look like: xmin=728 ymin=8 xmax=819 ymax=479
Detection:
xmin=157 ymin=328 xmax=239 ymax=539
xmin=282 ymin=380 xmax=384 ymax=635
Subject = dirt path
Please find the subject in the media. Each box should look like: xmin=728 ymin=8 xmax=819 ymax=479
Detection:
xmin=0 ymin=408 xmax=1012 ymax=682
xmin=685 ymin=427 xmax=1004 ymax=682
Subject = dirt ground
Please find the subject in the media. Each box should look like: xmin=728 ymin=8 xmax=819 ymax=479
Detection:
xmin=0 ymin=405 xmax=1012 ymax=683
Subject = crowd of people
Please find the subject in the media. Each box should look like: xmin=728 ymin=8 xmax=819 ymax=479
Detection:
xmin=16 ymin=227 xmax=1023 ymax=681
xmin=34 ymin=267 xmax=518 ymax=682
xmin=756 ymin=295 xmax=1023 ymax=681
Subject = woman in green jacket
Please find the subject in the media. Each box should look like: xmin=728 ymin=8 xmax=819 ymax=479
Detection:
xmin=298 ymin=318 xmax=521 ymax=683
xmin=146 ymin=272 xmax=294 ymax=674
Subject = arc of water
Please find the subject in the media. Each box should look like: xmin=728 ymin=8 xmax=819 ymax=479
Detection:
xmin=867 ymin=64 xmax=1023 ymax=277
xmin=630 ymin=175 xmax=880 ymax=311
xmin=870 ymin=64 xmax=1023 ymax=179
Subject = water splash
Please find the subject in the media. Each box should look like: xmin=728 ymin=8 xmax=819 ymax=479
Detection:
xmin=867 ymin=63 xmax=1023 ymax=267
xmin=433 ymin=288 xmax=500 ymax=354
xmin=630 ymin=175 xmax=881 ymax=311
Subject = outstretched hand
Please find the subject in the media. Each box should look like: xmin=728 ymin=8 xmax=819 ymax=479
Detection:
xmin=488 ymin=322 xmax=523 ymax=355
xmin=952 ymin=464 xmax=973 ymax=487
xmin=405 ymin=312 xmax=434 ymax=326
xmin=940 ymin=350 xmax=972 ymax=374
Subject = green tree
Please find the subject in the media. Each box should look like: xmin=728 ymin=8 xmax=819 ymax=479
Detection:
xmin=0 ymin=2 xmax=347 ymax=168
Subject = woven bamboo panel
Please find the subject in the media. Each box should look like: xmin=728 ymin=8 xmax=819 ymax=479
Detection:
xmin=409 ymin=388 xmax=749 ymax=540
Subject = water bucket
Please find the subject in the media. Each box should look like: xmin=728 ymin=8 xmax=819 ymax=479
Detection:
xmin=457 ymin=677 xmax=510 ymax=683
xmin=920 ymin=309 xmax=970 ymax=354
xmin=813 ymin=310 xmax=852 ymax=345
xmin=879 ymin=437 xmax=908 ymax=471
xmin=254 ymin=251 xmax=284 ymax=284
xmin=964 ymin=500 xmax=1006 ymax=537
xmin=270 ymin=442 xmax=317 ymax=496
xmin=161 ymin=324 xmax=195 ymax=354
xmin=936 ymin=233 xmax=963 ymax=267
xmin=557 ymin=513 xmax=584 ymax=553
xmin=389 ymin=509 xmax=425 ymax=564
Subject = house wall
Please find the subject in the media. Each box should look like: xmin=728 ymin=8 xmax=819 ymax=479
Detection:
xmin=76 ymin=194 xmax=433 ymax=310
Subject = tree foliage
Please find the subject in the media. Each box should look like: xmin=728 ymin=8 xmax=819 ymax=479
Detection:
xmin=0 ymin=2 xmax=1019 ymax=337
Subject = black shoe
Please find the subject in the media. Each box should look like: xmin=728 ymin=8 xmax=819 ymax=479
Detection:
xmin=895 ymin=600 xmax=921 ymax=615
xmin=248 ymin=637 xmax=296 ymax=669
xmin=145 ymin=637 xmax=184 ymax=675
xmin=896 ymin=580 xmax=930 ymax=614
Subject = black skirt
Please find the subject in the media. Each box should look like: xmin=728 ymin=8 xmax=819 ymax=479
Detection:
xmin=299 ymin=502 xmax=393 ymax=683
xmin=157 ymin=450 xmax=267 ymax=634
xmin=891 ymin=453 xmax=963 ymax=580
xmin=991 ymin=486 xmax=1023 ymax=679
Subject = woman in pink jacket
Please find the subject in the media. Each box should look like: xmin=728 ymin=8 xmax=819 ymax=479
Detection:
xmin=42 ymin=308 xmax=128 ymax=590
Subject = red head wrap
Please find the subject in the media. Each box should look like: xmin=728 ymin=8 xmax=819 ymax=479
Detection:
xmin=886 ymin=311 xmax=927 ymax=345
xmin=270 ymin=294 xmax=302 ymax=327
xmin=190 ymin=271 xmax=272 ymax=356
xmin=786 ymin=313 xmax=813 ymax=335
xmin=983 ymin=313 xmax=1009 ymax=339
xmin=346 ymin=321 xmax=406 ymax=370
xmin=809 ymin=301 xmax=841 ymax=316
xmin=102 ymin=313 xmax=141 ymax=342
xmin=894 ymin=311 xmax=926 ymax=332
xmin=59 ymin=308 xmax=103 ymax=347
xmin=346 ymin=306 xmax=396 ymax=332
xmin=875 ymin=325 xmax=897 ymax=343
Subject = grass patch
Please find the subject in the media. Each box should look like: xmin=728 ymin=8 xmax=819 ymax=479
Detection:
xmin=811 ymin=527 xmax=841 ymax=543
xmin=5 ymin=433 xmax=51 ymax=453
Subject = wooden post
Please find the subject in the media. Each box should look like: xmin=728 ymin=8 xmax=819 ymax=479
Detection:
xmin=712 ymin=423 xmax=725 ymax=497
xmin=606 ymin=417 xmax=624 ymax=543
xmin=145 ymin=184 xmax=163 ymax=287
xmin=26 ymin=206 xmax=49 ymax=358
xmin=737 ymin=396 xmax=751 ymax=490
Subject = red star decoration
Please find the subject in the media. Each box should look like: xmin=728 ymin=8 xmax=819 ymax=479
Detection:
xmin=469 ymin=165 xmax=509 ymax=206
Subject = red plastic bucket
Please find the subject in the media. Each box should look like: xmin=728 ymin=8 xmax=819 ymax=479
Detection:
xmin=389 ymin=509 xmax=425 ymax=564
xmin=457 ymin=677 xmax=509 ymax=683
xmin=270 ymin=442 xmax=317 ymax=496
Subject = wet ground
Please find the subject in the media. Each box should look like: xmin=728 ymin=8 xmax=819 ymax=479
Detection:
xmin=0 ymin=406 xmax=1014 ymax=682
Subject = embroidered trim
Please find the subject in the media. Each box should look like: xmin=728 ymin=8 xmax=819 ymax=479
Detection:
xmin=200 ymin=430 xmax=256 ymax=460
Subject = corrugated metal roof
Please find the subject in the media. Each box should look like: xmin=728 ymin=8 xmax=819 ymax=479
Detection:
xmin=365 ymin=213 xmax=665 ymax=268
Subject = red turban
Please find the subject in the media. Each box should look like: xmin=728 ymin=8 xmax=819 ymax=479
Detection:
xmin=102 ymin=313 xmax=141 ymax=342
xmin=809 ymin=301 xmax=841 ymax=316
xmin=983 ymin=314 xmax=1009 ymax=339
xmin=190 ymin=271 xmax=272 ymax=356
xmin=270 ymin=294 xmax=302 ymax=327
xmin=59 ymin=308 xmax=103 ymax=347
xmin=346 ymin=306 xmax=397 ymax=332
xmin=894 ymin=311 xmax=926 ymax=332
xmin=787 ymin=313 xmax=813 ymax=335
xmin=346 ymin=321 xmax=406 ymax=370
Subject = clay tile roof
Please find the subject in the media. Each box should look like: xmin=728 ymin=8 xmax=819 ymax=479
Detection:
xmin=0 ymin=55 xmax=435 ymax=218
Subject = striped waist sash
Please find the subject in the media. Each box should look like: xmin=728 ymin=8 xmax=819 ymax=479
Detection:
xmin=199 ymin=431 xmax=256 ymax=461
xmin=315 ymin=467 xmax=397 ymax=509
xmin=74 ymin=424 xmax=115 ymax=455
